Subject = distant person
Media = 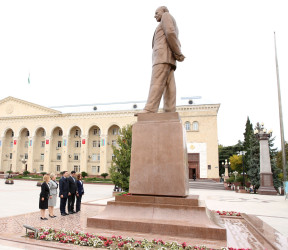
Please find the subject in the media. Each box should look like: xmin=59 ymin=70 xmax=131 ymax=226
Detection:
xmin=193 ymin=173 xmax=196 ymax=181
xmin=48 ymin=173 xmax=58 ymax=218
xmin=76 ymin=173 xmax=84 ymax=212
xmin=59 ymin=171 xmax=69 ymax=216
xmin=39 ymin=174 xmax=51 ymax=220
xmin=68 ymin=171 xmax=78 ymax=214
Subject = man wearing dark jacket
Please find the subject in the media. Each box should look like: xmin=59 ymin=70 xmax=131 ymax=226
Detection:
xmin=59 ymin=171 xmax=69 ymax=216
xmin=67 ymin=171 xmax=78 ymax=214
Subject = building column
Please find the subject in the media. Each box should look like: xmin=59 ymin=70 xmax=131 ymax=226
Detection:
xmin=27 ymin=136 xmax=34 ymax=172
xmin=11 ymin=137 xmax=20 ymax=172
xmin=44 ymin=136 xmax=52 ymax=173
xmin=62 ymin=136 xmax=69 ymax=172
xmin=0 ymin=137 xmax=3 ymax=172
xmin=80 ymin=135 xmax=88 ymax=173
xmin=101 ymin=134 xmax=108 ymax=174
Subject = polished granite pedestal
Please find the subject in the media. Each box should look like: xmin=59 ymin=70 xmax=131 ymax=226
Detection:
xmin=88 ymin=112 xmax=226 ymax=241
xmin=87 ymin=195 xmax=227 ymax=241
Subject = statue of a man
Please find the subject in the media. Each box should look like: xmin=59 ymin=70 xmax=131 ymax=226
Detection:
xmin=138 ymin=6 xmax=185 ymax=115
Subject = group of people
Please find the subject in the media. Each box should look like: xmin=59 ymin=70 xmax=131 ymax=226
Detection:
xmin=39 ymin=171 xmax=84 ymax=220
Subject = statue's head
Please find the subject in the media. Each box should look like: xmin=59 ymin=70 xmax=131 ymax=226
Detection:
xmin=154 ymin=6 xmax=169 ymax=22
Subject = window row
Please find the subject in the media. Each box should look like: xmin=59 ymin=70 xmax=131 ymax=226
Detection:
xmin=185 ymin=121 xmax=199 ymax=131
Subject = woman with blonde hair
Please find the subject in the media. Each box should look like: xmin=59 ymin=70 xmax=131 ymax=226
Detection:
xmin=39 ymin=174 xmax=51 ymax=220
xmin=48 ymin=173 xmax=58 ymax=218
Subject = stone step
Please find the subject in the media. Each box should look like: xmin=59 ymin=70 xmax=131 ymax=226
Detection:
xmin=87 ymin=195 xmax=227 ymax=241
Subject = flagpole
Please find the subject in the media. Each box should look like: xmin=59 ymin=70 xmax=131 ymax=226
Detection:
xmin=274 ymin=32 xmax=287 ymax=182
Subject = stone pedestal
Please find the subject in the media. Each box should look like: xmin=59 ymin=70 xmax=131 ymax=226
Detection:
xmin=87 ymin=195 xmax=227 ymax=241
xmin=87 ymin=112 xmax=226 ymax=241
xmin=258 ymin=173 xmax=277 ymax=195
xmin=129 ymin=112 xmax=189 ymax=197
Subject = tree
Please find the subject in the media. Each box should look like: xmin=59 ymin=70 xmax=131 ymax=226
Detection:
xmin=109 ymin=125 xmax=132 ymax=191
xmin=101 ymin=173 xmax=109 ymax=179
xmin=229 ymin=154 xmax=242 ymax=172
xmin=276 ymin=142 xmax=288 ymax=181
xmin=218 ymin=141 xmax=243 ymax=175
xmin=245 ymin=122 xmax=282 ymax=190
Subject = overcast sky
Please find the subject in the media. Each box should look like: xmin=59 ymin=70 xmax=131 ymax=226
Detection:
xmin=0 ymin=0 xmax=287 ymax=149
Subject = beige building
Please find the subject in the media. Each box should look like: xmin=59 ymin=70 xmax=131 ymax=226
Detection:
xmin=0 ymin=96 xmax=220 ymax=179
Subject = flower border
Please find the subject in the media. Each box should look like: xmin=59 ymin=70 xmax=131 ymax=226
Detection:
xmin=29 ymin=227 xmax=250 ymax=250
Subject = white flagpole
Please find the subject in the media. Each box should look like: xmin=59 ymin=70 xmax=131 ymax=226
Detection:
xmin=274 ymin=32 xmax=287 ymax=182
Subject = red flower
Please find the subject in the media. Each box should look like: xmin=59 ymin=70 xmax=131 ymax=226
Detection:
xmin=182 ymin=242 xmax=187 ymax=248
xmin=118 ymin=242 xmax=124 ymax=247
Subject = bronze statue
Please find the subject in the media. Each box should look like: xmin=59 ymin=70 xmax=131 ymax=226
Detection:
xmin=138 ymin=6 xmax=185 ymax=115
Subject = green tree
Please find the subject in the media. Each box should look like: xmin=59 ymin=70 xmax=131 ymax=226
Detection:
xmin=245 ymin=122 xmax=282 ymax=190
xmin=276 ymin=142 xmax=288 ymax=181
xmin=109 ymin=125 xmax=132 ymax=191
xmin=229 ymin=154 xmax=242 ymax=172
xmin=101 ymin=173 xmax=109 ymax=179
xmin=218 ymin=141 xmax=243 ymax=175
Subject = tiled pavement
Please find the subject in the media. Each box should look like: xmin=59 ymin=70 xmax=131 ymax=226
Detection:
xmin=0 ymin=180 xmax=288 ymax=249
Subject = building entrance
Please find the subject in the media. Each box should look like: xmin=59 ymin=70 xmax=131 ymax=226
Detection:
xmin=188 ymin=153 xmax=200 ymax=179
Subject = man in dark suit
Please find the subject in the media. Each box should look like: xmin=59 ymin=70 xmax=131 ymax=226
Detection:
xmin=138 ymin=6 xmax=185 ymax=115
xmin=67 ymin=170 xmax=78 ymax=214
xmin=59 ymin=171 xmax=69 ymax=216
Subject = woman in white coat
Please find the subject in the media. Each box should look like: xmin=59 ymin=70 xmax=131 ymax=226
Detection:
xmin=48 ymin=173 xmax=58 ymax=218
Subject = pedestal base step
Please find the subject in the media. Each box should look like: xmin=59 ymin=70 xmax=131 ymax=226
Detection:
xmin=87 ymin=195 xmax=227 ymax=241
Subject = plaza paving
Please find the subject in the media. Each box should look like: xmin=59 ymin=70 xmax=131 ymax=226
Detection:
xmin=0 ymin=179 xmax=287 ymax=249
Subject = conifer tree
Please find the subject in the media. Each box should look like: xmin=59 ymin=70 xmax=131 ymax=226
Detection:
xmin=109 ymin=125 xmax=132 ymax=191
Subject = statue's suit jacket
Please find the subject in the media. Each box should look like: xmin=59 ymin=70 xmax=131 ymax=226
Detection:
xmin=152 ymin=12 xmax=182 ymax=70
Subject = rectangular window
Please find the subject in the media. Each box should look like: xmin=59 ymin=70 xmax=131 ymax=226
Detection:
xmin=58 ymin=130 xmax=63 ymax=136
xmin=9 ymin=153 xmax=12 ymax=159
xmin=41 ymin=130 xmax=46 ymax=137
xmin=56 ymin=165 xmax=61 ymax=172
xmin=75 ymin=130 xmax=79 ymax=136
xmin=97 ymin=166 xmax=100 ymax=173
xmin=74 ymin=165 xmax=80 ymax=172
xmin=98 ymin=154 xmax=101 ymax=161
xmin=25 ymin=141 xmax=28 ymax=148
xmin=57 ymin=153 xmax=61 ymax=160
xmin=74 ymin=153 xmax=79 ymax=160
xmin=40 ymin=153 xmax=44 ymax=161
xmin=11 ymin=131 xmax=14 ymax=137
xmin=24 ymin=153 xmax=28 ymax=160
xmin=93 ymin=129 xmax=98 ymax=135
xmin=208 ymin=165 xmax=211 ymax=170
xmin=112 ymin=128 xmax=118 ymax=135
xmin=26 ymin=131 xmax=30 ymax=137
xmin=41 ymin=141 xmax=45 ymax=147
xmin=112 ymin=140 xmax=117 ymax=146
xmin=93 ymin=140 xmax=97 ymax=147
xmin=92 ymin=154 xmax=97 ymax=161
xmin=57 ymin=141 xmax=62 ymax=148
xmin=92 ymin=166 xmax=96 ymax=174
xmin=75 ymin=141 xmax=80 ymax=147
xmin=10 ymin=141 xmax=13 ymax=147
xmin=40 ymin=165 xmax=44 ymax=171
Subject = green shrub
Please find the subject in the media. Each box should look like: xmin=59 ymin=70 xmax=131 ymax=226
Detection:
xmin=101 ymin=173 xmax=109 ymax=179
xmin=81 ymin=171 xmax=88 ymax=178
xmin=23 ymin=170 xmax=30 ymax=176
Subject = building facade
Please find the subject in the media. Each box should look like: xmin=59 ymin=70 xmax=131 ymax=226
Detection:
xmin=0 ymin=97 xmax=220 ymax=179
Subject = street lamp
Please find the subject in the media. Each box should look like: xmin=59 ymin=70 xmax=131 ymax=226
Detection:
xmin=238 ymin=151 xmax=246 ymax=188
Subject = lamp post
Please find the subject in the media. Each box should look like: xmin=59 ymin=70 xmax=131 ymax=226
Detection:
xmin=238 ymin=151 xmax=246 ymax=187
xmin=254 ymin=122 xmax=277 ymax=195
